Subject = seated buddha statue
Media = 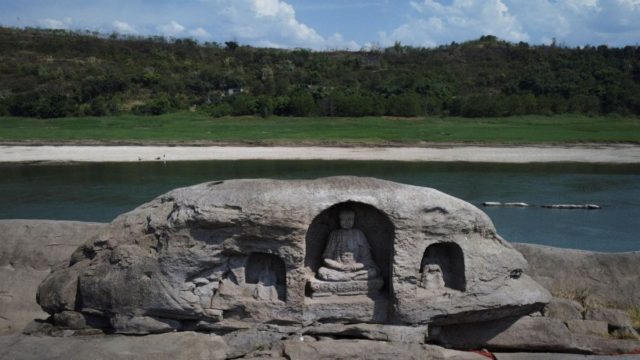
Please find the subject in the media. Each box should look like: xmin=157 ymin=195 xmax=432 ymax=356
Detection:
xmin=309 ymin=209 xmax=383 ymax=297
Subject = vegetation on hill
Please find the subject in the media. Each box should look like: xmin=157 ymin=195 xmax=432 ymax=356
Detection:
xmin=0 ymin=27 xmax=639 ymax=119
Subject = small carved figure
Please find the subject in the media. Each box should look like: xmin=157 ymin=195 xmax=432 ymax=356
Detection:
xmin=316 ymin=209 xmax=380 ymax=282
xmin=253 ymin=261 xmax=279 ymax=300
xmin=420 ymin=264 xmax=445 ymax=289
xmin=418 ymin=242 xmax=466 ymax=292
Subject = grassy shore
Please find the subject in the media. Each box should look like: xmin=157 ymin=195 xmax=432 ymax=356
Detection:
xmin=1 ymin=113 xmax=639 ymax=145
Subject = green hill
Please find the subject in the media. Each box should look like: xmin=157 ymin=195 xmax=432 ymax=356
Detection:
xmin=0 ymin=27 xmax=639 ymax=119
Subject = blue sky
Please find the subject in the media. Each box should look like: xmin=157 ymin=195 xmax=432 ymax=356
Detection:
xmin=1 ymin=0 xmax=639 ymax=50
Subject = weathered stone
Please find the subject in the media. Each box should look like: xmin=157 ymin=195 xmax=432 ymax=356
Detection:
xmin=430 ymin=316 xmax=579 ymax=353
xmin=5 ymin=213 xmax=640 ymax=357
xmin=572 ymin=335 xmax=640 ymax=355
xmin=36 ymin=265 xmax=82 ymax=314
xmin=611 ymin=327 xmax=640 ymax=340
xmin=544 ymin=298 xmax=585 ymax=322
xmin=514 ymin=243 xmax=640 ymax=309
xmin=192 ymin=319 xmax=252 ymax=333
xmin=203 ymin=308 xmax=223 ymax=321
xmin=286 ymin=334 xmax=317 ymax=342
xmin=222 ymin=328 xmax=287 ymax=358
xmin=432 ymin=315 xmax=640 ymax=355
xmin=110 ymin=315 xmax=181 ymax=335
xmin=243 ymin=344 xmax=289 ymax=360
xmin=585 ymin=307 xmax=633 ymax=328
xmin=282 ymin=339 xmax=487 ymax=360
xmin=36 ymin=177 xmax=549 ymax=330
xmin=0 ymin=220 xmax=106 ymax=335
xmin=566 ymin=320 xmax=609 ymax=337
xmin=51 ymin=311 xmax=109 ymax=331
xmin=303 ymin=323 xmax=428 ymax=343
xmin=22 ymin=320 xmax=63 ymax=337
xmin=0 ymin=332 xmax=228 ymax=360
xmin=53 ymin=311 xmax=87 ymax=329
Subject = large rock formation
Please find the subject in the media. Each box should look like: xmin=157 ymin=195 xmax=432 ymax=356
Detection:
xmin=0 ymin=220 xmax=106 ymax=335
xmin=514 ymin=243 xmax=640 ymax=308
xmin=36 ymin=176 xmax=549 ymax=333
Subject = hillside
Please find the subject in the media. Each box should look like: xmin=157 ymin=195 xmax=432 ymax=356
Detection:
xmin=0 ymin=27 xmax=639 ymax=119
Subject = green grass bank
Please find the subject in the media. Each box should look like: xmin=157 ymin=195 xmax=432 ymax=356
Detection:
xmin=1 ymin=113 xmax=639 ymax=145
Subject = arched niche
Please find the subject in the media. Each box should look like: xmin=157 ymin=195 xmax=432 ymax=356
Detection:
xmin=304 ymin=201 xmax=395 ymax=297
xmin=419 ymin=242 xmax=466 ymax=292
xmin=245 ymin=253 xmax=286 ymax=301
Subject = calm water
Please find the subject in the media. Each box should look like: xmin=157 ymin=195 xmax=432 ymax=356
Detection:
xmin=1 ymin=161 xmax=639 ymax=252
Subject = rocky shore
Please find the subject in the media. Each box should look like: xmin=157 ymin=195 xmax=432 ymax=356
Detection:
xmin=1 ymin=178 xmax=638 ymax=359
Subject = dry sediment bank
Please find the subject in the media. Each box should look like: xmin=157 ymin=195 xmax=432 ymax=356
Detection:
xmin=1 ymin=144 xmax=640 ymax=163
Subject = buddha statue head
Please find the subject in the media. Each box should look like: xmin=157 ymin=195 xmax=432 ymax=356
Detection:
xmin=338 ymin=209 xmax=355 ymax=229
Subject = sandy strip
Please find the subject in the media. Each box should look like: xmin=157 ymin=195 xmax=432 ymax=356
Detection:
xmin=1 ymin=145 xmax=640 ymax=163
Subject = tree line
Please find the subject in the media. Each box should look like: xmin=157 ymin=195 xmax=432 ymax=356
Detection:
xmin=0 ymin=27 xmax=639 ymax=118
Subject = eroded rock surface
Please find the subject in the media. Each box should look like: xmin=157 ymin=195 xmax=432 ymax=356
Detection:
xmin=0 ymin=332 xmax=228 ymax=360
xmin=430 ymin=315 xmax=640 ymax=355
xmin=0 ymin=333 xmax=493 ymax=360
xmin=544 ymin=298 xmax=585 ymax=322
xmin=37 ymin=177 xmax=550 ymax=333
xmin=514 ymin=243 xmax=640 ymax=309
xmin=0 ymin=220 xmax=106 ymax=335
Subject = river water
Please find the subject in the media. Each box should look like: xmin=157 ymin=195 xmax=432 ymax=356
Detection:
xmin=1 ymin=161 xmax=639 ymax=252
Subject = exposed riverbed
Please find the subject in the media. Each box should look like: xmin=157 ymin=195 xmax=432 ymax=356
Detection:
xmin=1 ymin=144 xmax=639 ymax=163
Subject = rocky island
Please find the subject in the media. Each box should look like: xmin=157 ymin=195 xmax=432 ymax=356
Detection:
xmin=1 ymin=177 xmax=639 ymax=359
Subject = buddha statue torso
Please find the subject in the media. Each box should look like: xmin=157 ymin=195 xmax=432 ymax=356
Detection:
xmin=317 ymin=227 xmax=379 ymax=281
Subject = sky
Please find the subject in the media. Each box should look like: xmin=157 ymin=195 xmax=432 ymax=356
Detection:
xmin=1 ymin=0 xmax=639 ymax=50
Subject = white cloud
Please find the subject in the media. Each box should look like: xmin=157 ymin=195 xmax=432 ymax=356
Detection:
xmin=189 ymin=27 xmax=211 ymax=38
xmin=37 ymin=17 xmax=72 ymax=30
xmin=252 ymin=0 xmax=283 ymax=17
xmin=255 ymin=39 xmax=287 ymax=48
xmin=509 ymin=0 xmax=640 ymax=46
xmin=386 ymin=0 xmax=640 ymax=47
xmin=204 ymin=0 xmax=358 ymax=49
xmin=112 ymin=20 xmax=137 ymax=34
xmin=383 ymin=0 xmax=527 ymax=46
xmin=157 ymin=20 xmax=185 ymax=36
xmin=4 ymin=0 xmax=640 ymax=50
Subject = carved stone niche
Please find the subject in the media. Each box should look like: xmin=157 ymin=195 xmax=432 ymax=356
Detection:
xmin=418 ymin=242 xmax=466 ymax=294
xmin=244 ymin=253 xmax=286 ymax=302
xmin=304 ymin=201 xmax=394 ymax=300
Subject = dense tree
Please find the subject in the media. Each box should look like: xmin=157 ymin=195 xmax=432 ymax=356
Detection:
xmin=386 ymin=93 xmax=424 ymax=117
xmin=288 ymin=91 xmax=316 ymax=116
xmin=229 ymin=95 xmax=256 ymax=116
xmin=0 ymin=26 xmax=638 ymax=118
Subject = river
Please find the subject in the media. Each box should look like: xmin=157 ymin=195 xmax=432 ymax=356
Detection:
xmin=1 ymin=160 xmax=639 ymax=252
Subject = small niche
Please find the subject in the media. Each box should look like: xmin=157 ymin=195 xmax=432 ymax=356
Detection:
xmin=245 ymin=253 xmax=286 ymax=301
xmin=419 ymin=242 xmax=465 ymax=292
